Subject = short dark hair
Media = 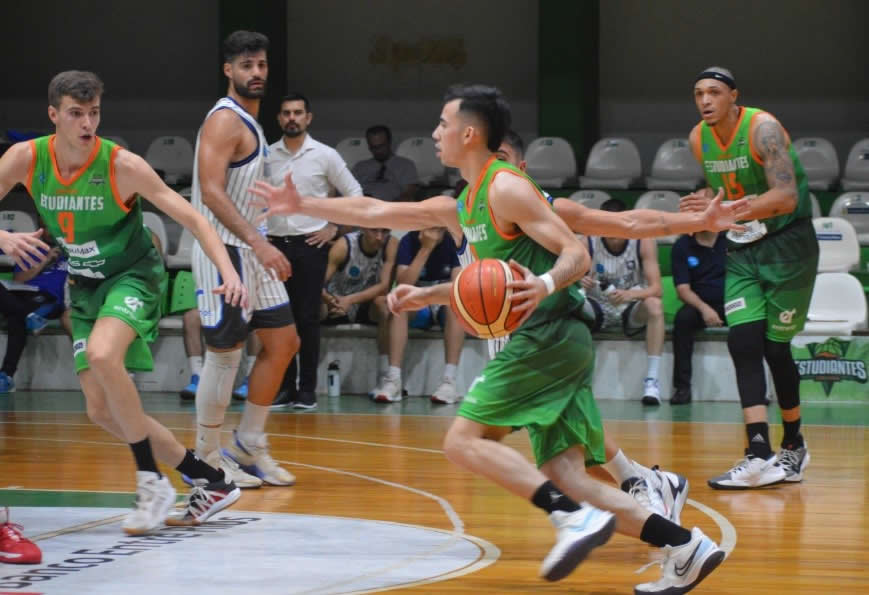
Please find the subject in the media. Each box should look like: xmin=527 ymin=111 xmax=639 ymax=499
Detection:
xmin=281 ymin=92 xmax=310 ymax=112
xmin=600 ymin=198 xmax=627 ymax=213
xmin=223 ymin=30 xmax=269 ymax=63
xmin=501 ymin=129 xmax=525 ymax=159
xmin=443 ymin=84 xmax=511 ymax=153
xmin=365 ymin=125 xmax=392 ymax=143
xmin=48 ymin=71 xmax=104 ymax=108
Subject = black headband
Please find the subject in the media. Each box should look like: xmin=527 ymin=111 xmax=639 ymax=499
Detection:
xmin=695 ymin=71 xmax=736 ymax=89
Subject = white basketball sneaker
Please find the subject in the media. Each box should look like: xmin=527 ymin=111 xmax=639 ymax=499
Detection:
xmin=540 ymin=506 xmax=616 ymax=582
xmin=776 ymin=439 xmax=810 ymax=483
xmin=224 ymin=430 xmax=295 ymax=486
xmin=205 ymin=449 xmax=262 ymax=489
xmin=621 ymin=476 xmax=667 ymax=519
xmin=707 ymin=450 xmax=786 ymax=489
xmin=431 ymin=377 xmax=461 ymax=404
xmin=122 ymin=471 xmax=176 ymax=535
xmin=648 ymin=465 xmax=689 ymax=526
xmin=634 ymin=527 xmax=725 ymax=594
xmin=373 ymin=377 xmax=402 ymax=403
xmin=641 ymin=378 xmax=661 ymax=405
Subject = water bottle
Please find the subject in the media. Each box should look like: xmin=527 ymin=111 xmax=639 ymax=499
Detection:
xmin=327 ymin=360 xmax=341 ymax=397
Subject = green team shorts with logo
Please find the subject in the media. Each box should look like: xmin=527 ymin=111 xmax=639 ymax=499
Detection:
xmin=458 ymin=316 xmax=606 ymax=467
xmin=724 ymin=219 xmax=819 ymax=343
xmin=69 ymin=248 xmax=165 ymax=373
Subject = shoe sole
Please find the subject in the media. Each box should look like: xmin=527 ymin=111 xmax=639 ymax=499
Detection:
xmin=641 ymin=396 xmax=661 ymax=406
xmin=179 ymin=391 xmax=195 ymax=401
xmin=542 ymin=514 xmax=616 ymax=582
xmin=374 ymin=395 xmax=401 ymax=403
xmin=706 ymin=476 xmax=787 ymax=490
xmin=292 ymin=404 xmax=318 ymax=410
xmin=122 ymin=485 xmax=177 ymax=535
xmin=633 ymin=549 xmax=725 ymax=595
xmin=431 ymin=396 xmax=461 ymax=404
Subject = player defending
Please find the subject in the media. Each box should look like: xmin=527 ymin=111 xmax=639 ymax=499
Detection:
xmin=252 ymin=85 xmax=726 ymax=593
xmin=190 ymin=30 xmax=298 ymax=488
xmin=0 ymin=70 xmax=244 ymax=533
xmin=682 ymin=67 xmax=817 ymax=489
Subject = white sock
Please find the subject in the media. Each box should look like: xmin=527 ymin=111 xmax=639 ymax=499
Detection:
xmin=387 ymin=366 xmax=402 ymax=383
xmin=443 ymin=363 xmax=458 ymax=382
xmin=195 ymin=350 xmax=242 ymax=457
xmin=237 ymin=401 xmax=270 ymax=446
xmin=646 ymin=355 xmax=661 ymax=381
xmin=189 ymin=355 xmax=203 ymax=377
xmin=378 ymin=354 xmax=389 ymax=375
xmin=246 ymin=355 xmax=257 ymax=376
xmin=602 ymin=449 xmax=636 ymax=484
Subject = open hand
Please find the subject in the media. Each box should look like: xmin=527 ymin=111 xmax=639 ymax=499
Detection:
xmin=700 ymin=189 xmax=751 ymax=232
xmin=249 ymin=172 xmax=303 ymax=223
xmin=213 ymin=273 xmax=249 ymax=309
xmin=0 ymin=229 xmax=50 ymax=269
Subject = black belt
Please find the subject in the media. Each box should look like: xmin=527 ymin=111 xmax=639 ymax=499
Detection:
xmin=267 ymin=234 xmax=309 ymax=244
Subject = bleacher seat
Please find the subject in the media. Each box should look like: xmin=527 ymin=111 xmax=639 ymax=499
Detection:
xmin=165 ymin=227 xmax=194 ymax=269
xmin=103 ymin=135 xmax=130 ymax=149
xmin=793 ymin=137 xmax=839 ymax=191
xmin=801 ymin=272 xmax=868 ymax=335
xmin=142 ymin=212 xmax=168 ymax=259
xmin=0 ymin=211 xmax=38 ymax=267
xmin=635 ymin=191 xmax=681 ymax=243
xmin=810 ymin=193 xmax=822 ymax=219
xmin=829 ymin=192 xmax=869 ymax=242
xmin=841 ymin=138 xmax=869 ymax=191
xmin=144 ymin=136 xmax=194 ymax=185
xmin=524 ymin=137 xmax=577 ymax=188
xmin=579 ymin=137 xmax=642 ymax=189
xmin=812 ymin=217 xmax=860 ymax=273
xmin=334 ymin=137 xmax=370 ymax=170
xmin=396 ymin=137 xmax=444 ymax=185
xmin=567 ymin=190 xmax=611 ymax=209
xmin=645 ymin=138 xmax=704 ymax=190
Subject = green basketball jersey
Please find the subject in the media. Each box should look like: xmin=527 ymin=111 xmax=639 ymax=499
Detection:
xmin=699 ymin=106 xmax=811 ymax=241
xmin=26 ymin=135 xmax=152 ymax=279
xmin=456 ymin=157 xmax=585 ymax=327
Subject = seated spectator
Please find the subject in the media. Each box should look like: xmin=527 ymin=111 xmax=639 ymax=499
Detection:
xmin=352 ymin=125 xmax=418 ymax=202
xmin=581 ymin=199 xmax=665 ymax=405
xmin=372 ymin=227 xmax=464 ymax=404
xmin=670 ymin=230 xmax=727 ymax=405
xmin=0 ymin=238 xmax=71 ymax=393
xmin=321 ymin=227 xmax=397 ymax=385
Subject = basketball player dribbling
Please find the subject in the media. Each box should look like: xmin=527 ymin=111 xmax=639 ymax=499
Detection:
xmin=251 ymin=84 xmax=729 ymax=593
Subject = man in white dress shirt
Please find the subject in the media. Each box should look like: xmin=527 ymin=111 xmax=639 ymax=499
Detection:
xmin=267 ymin=92 xmax=363 ymax=409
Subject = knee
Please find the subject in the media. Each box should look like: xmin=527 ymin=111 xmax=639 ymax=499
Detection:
xmin=269 ymin=328 xmax=300 ymax=362
xmin=86 ymin=342 xmax=122 ymax=375
xmin=763 ymin=339 xmax=793 ymax=365
xmin=727 ymin=321 xmax=765 ymax=362
xmin=644 ymin=296 xmax=663 ymax=318
xmin=85 ymin=398 xmax=113 ymax=429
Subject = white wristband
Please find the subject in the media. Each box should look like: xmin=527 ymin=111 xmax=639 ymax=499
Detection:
xmin=539 ymin=273 xmax=556 ymax=296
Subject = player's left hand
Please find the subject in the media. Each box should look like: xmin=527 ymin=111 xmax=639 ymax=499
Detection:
xmin=306 ymin=223 xmax=338 ymax=248
xmin=213 ymin=273 xmax=249 ymax=309
xmin=249 ymin=172 xmax=303 ymax=222
xmin=387 ymin=284 xmax=431 ymax=314
xmin=506 ymin=260 xmax=547 ymax=327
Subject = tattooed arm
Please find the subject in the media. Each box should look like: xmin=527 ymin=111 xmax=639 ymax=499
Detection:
xmin=744 ymin=114 xmax=800 ymax=220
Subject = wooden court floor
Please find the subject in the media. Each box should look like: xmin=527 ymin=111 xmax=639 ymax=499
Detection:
xmin=1 ymin=392 xmax=867 ymax=594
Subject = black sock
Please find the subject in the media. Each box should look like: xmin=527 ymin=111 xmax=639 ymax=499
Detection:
xmin=782 ymin=419 xmax=803 ymax=448
xmin=129 ymin=437 xmax=161 ymax=476
xmin=531 ymin=481 xmax=581 ymax=514
xmin=640 ymin=513 xmax=692 ymax=548
xmin=746 ymin=422 xmax=773 ymax=459
xmin=176 ymin=450 xmax=224 ymax=483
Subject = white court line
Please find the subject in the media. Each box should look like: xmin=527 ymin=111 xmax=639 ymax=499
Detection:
xmin=6 ymin=421 xmax=739 ymax=564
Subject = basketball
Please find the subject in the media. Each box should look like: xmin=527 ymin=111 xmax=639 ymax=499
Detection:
xmin=449 ymin=258 xmax=525 ymax=339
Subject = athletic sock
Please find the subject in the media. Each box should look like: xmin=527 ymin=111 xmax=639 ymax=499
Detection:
xmin=176 ymin=449 xmax=224 ymax=483
xmin=602 ymin=449 xmax=635 ymax=484
xmin=640 ymin=513 xmax=692 ymax=547
xmin=782 ymin=419 xmax=803 ymax=448
xmin=646 ymin=355 xmax=661 ymax=381
xmin=443 ymin=363 xmax=458 ymax=383
xmin=746 ymin=422 xmax=773 ymax=459
xmin=129 ymin=437 xmax=161 ymax=477
xmin=188 ymin=355 xmax=203 ymax=377
xmin=237 ymin=402 xmax=270 ymax=446
xmin=531 ymin=480 xmax=581 ymax=514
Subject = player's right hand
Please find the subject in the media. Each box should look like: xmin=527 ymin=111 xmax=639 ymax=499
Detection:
xmin=0 ymin=229 xmax=50 ymax=270
xmin=387 ymin=284 xmax=430 ymax=314
xmin=252 ymin=239 xmax=292 ymax=281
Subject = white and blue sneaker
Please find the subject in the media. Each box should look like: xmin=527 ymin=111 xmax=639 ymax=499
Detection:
xmin=223 ymin=430 xmax=295 ymax=486
xmin=634 ymin=527 xmax=725 ymax=594
xmin=25 ymin=312 xmax=49 ymax=335
xmin=540 ymin=505 xmax=616 ymax=582
xmin=180 ymin=450 xmax=262 ymax=489
xmin=179 ymin=374 xmax=199 ymax=401
xmin=232 ymin=377 xmax=249 ymax=401
xmin=0 ymin=372 xmax=14 ymax=394
xmin=708 ymin=450 xmax=786 ymax=490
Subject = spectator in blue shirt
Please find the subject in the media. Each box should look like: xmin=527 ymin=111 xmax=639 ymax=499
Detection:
xmin=670 ymin=230 xmax=727 ymax=404
xmin=371 ymin=227 xmax=465 ymax=405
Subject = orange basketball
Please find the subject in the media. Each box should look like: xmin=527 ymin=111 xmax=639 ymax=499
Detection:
xmin=450 ymin=258 xmax=525 ymax=339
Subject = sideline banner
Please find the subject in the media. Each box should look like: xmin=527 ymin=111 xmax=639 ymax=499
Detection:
xmin=791 ymin=336 xmax=868 ymax=401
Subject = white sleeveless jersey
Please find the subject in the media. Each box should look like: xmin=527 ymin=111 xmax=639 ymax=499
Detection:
xmin=325 ymin=232 xmax=385 ymax=297
xmin=586 ymin=236 xmax=644 ymax=302
xmin=191 ymin=97 xmax=270 ymax=247
xmin=456 ymin=235 xmax=509 ymax=358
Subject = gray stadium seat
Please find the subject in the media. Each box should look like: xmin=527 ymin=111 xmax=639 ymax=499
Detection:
xmin=165 ymin=227 xmax=194 ymax=269
xmin=144 ymin=135 xmax=194 ymax=185
xmin=793 ymin=137 xmax=839 ymax=191
xmin=812 ymin=217 xmax=860 ymax=272
xmin=567 ymin=190 xmax=611 ymax=209
xmin=841 ymin=138 xmax=869 ymax=191
xmin=334 ymin=137 xmax=370 ymax=170
xmin=635 ymin=190 xmax=681 ymax=243
xmin=829 ymin=192 xmax=869 ymax=242
xmin=645 ymin=138 xmax=704 ymax=191
xmin=0 ymin=211 xmax=38 ymax=267
xmin=524 ymin=137 xmax=577 ymax=188
xmin=396 ymin=137 xmax=444 ymax=185
xmin=142 ymin=212 xmax=168 ymax=260
xmin=580 ymin=137 xmax=642 ymax=189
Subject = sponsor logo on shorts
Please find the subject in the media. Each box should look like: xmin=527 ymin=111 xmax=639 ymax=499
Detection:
xmin=61 ymin=240 xmax=101 ymax=258
xmin=73 ymin=339 xmax=87 ymax=357
xmin=779 ymin=308 xmax=797 ymax=324
xmin=124 ymin=297 xmax=145 ymax=312
xmin=113 ymin=306 xmax=132 ymax=316
xmin=771 ymin=323 xmax=796 ymax=332
xmin=724 ymin=297 xmax=746 ymax=315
